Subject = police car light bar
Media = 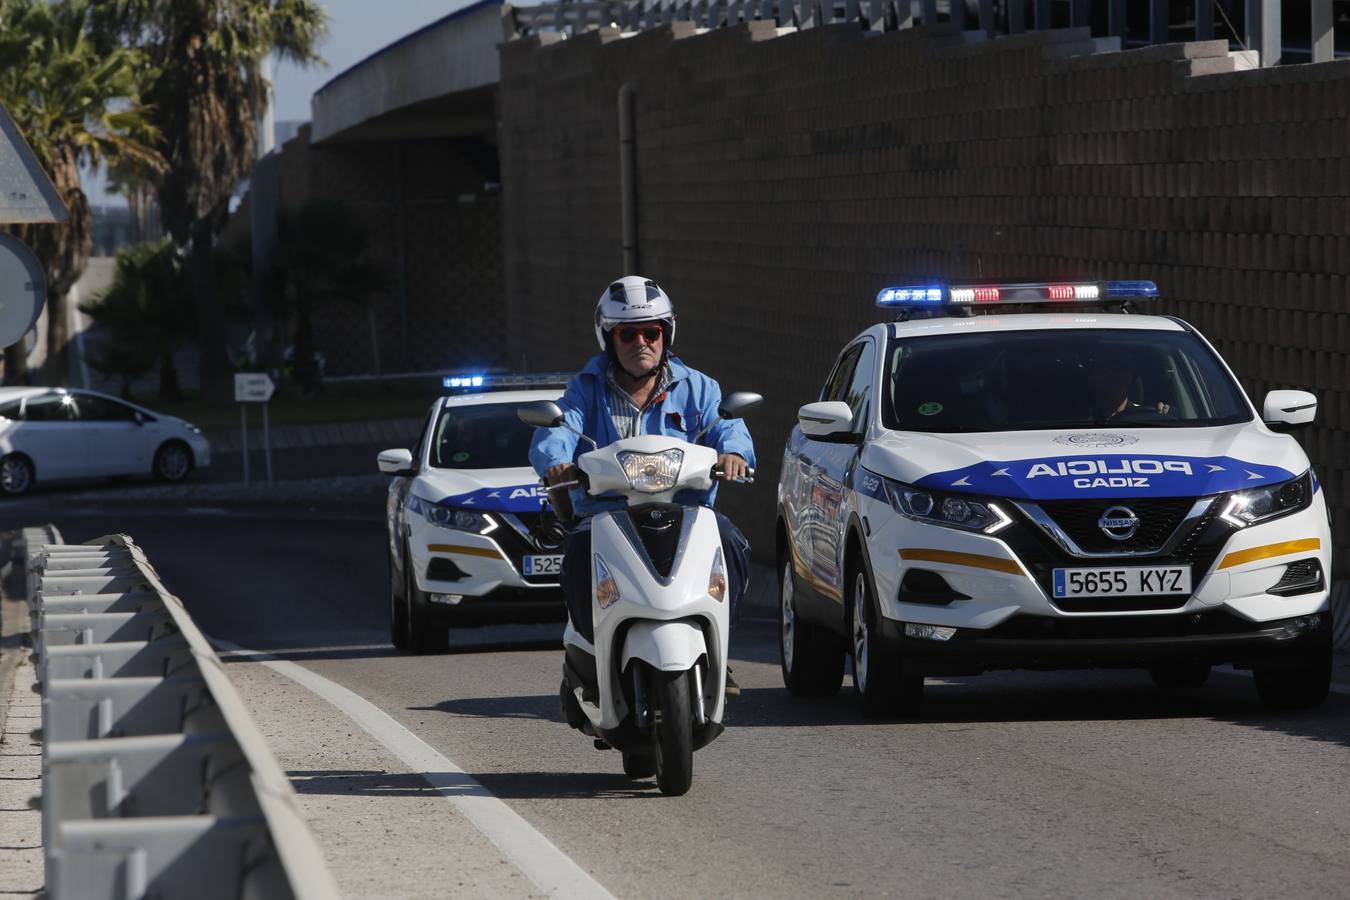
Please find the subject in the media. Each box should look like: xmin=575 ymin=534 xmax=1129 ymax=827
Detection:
xmin=442 ymin=372 xmax=575 ymax=392
xmin=875 ymin=280 xmax=1158 ymax=308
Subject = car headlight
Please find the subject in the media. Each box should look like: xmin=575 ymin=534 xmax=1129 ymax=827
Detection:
xmin=1219 ymin=471 xmax=1312 ymax=528
xmin=182 ymin=422 xmax=203 ymax=435
xmin=616 ymin=448 xmax=684 ymax=493
xmin=882 ymin=478 xmax=1012 ymax=535
xmin=407 ymin=494 xmax=497 ymax=534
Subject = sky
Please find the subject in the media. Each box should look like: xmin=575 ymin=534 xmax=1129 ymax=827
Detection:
xmin=88 ymin=2 xmax=468 ymax=206
xmin=272 ymin=1 xmax=472 ymax=124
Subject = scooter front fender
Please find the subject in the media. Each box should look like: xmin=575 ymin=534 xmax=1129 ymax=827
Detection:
xmin=621 ymin=619 xmax=707 ymax=673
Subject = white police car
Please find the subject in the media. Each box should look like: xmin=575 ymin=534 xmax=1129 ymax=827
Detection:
xmin=378 ymin=374 xmax=570 ymax=652
xmin=777 ymin=281 xmax=1332 ymax=715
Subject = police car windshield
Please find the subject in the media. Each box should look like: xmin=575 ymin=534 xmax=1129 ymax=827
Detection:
xmin=431 ymin=402 xmax=536 ymax=469
xmin=883 ymin=328 xmax=1253 ymax=433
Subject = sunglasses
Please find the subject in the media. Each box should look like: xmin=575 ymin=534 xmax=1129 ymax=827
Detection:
xmin=615 ymin=325 xmax=663 ymax=345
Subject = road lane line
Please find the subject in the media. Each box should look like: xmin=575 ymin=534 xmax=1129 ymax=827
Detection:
xmin=216 ymin=640 xmax=617 ymax=900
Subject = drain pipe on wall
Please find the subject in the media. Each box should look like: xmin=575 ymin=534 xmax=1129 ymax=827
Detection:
xmin=619 ymin=82 xmax=638 ymax=274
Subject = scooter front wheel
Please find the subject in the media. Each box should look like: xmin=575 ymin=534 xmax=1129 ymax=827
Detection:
xmin=651 ymin=669 xmax=694 ymax=796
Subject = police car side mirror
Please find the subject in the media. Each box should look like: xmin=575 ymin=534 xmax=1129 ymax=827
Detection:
xmin=717 ymin=391 xmax=763 ymax=421
xmin=377 ymin=448 xmax=416 ymax=476
xmin=798 ymin=401 xmax=859 ymax=443
xmin=518 ymin=401 xmax=565 ymax=429
xmin=1263 ymin=390 xmax=1317 ymax=433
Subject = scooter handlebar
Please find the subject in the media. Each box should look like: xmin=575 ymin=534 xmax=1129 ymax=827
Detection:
xmin=710 ymin=464 xmax=755 ymax=484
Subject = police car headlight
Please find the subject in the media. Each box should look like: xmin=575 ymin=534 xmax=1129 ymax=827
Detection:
xmin=617 ymin=449 xmax=684 ymax=493
xmin=883 ymin=479 xmax=1012 ymax=535
xmin=408 ymin=494 xmax=498 ymax=534
xmin=1220 ymin=471 xmax=1313 ymax=528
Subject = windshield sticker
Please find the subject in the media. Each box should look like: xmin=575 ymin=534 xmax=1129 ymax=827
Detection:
xmin=439 ymin=484 xmax=547 ymax=512
xmin=914 ymin=455 xmax=1297 ymax=500
xmin=1052 ymin=433 xmax=1139 ymax=448
xmin=917 ymin=402 xmax=943 ymax=416
xmin=451 ymin=451 xmax=470 ymax=463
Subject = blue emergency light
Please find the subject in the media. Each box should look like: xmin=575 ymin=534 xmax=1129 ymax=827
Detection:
xmin=876 ymin=280 xmax=1158 ymax=309
xmin=442 ymin=372 xmax=574 ymax=392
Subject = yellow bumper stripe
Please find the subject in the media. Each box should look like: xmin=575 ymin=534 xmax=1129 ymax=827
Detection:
xmin=1217 ymin=538 xmax=1320 ymax=570
xmin=899 ymin=548 xmax=1023 ymax=575
xmin=428 ymin=543 xmax=504 ymax=560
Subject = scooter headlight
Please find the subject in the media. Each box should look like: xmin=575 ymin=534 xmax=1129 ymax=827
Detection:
xmin=594 ymin=555 xmax=621 ymax=609
xmin=616 ymin=448 xmax=684 ymax=493
xmin=708 ymin=548 xmax=727 ymax=602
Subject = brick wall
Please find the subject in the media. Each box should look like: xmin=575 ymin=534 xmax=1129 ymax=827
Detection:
xmin=274 ymin=127 xmax=504 ymax=376
xmin=500 ymin=24 xmax=1350 ymax=568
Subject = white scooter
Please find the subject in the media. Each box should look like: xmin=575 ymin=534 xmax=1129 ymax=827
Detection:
xmin=518 ymin=392 xmax=760 ymax=796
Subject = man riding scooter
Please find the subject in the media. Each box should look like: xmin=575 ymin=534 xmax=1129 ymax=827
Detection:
xmin=528 ymin=276 xmax=755 ymax=695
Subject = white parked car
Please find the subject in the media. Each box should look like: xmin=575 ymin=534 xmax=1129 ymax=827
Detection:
xmin=0 ymin=387 xmax=211 ymax=495
xmin=378 ymin=374 xmax=571 ymax=652
xmin=777 ymin=281 xmax=1333 ymax=715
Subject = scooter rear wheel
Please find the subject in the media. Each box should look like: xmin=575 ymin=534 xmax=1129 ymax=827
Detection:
xmin=652 ymin=669 xmax=694 ymax=796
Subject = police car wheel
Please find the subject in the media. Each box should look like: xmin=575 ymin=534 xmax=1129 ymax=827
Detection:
xmin=1148 ymin=662 xmax=1210 ymax=689
xmin=388 ymin=550 xmax=409 ymax=650
xmin=850 ymin=567 xmax=922 ymax=718
xmin=779 ymin=558 xmax=844 ymax=697
xmin=1253 ymin=643 xmax=1332 ymax=710
xmin=402 ymin=543 xmax=449 ymax=654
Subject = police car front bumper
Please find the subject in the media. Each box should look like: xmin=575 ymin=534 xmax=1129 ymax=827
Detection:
xmin=877 ymin=607 xmax=1331 ymax=676
xmin=408 ymin=516 xmax=565 ymax=622
xmin=867 ymin=497 xmax=1332 ymax=673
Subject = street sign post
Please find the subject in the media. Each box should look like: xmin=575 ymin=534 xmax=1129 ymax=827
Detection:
xmin=234 ymin=373 xmax=276 ymax=485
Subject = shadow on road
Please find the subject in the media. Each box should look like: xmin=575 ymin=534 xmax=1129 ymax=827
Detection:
xmin=286 ymin=767 xmax=654 ymax=800
xmin=409 ymin=694 xmax=558 ymax=721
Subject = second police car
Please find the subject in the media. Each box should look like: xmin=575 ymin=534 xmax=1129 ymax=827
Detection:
xmin=379 ymin=374 xmax=571 ymax=652
xmin=777 ymin=281 xmax=1333 ymax=715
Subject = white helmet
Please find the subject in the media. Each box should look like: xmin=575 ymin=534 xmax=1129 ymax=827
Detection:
xmin=593 ymin=276 xmax=676 ymax=351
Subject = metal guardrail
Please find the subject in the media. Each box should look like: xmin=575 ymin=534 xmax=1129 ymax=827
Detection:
xmin=502 ymin=0 xmax=1345 ymax=67
xmin=27 ymin=535 xmax=339 ymax=900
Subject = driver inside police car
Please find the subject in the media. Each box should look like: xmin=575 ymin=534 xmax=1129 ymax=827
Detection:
xmin=1086 ymin=347 xmax=1171 ymax=423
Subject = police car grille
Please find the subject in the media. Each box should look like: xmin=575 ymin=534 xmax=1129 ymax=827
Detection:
xmin=1038 ymin=497 xmax=1197 ymax=553
xmin=495 ymin=512 xmax=561 ymax=585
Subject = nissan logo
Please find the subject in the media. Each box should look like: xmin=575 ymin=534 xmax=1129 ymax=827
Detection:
xmin=1098 ymin=506 xmax=1140 ymax=541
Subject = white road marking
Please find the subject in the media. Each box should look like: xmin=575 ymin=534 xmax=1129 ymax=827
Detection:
xmin=216 ymin=640 xmax=617 ymax=900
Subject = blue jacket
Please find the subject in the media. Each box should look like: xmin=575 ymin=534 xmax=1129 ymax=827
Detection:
xmin=529 ymin=354 xmax=756 ymax=515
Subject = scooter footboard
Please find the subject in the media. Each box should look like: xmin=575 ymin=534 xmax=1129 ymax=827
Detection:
xmin=621 ymin=619 xmax=707 ymax=672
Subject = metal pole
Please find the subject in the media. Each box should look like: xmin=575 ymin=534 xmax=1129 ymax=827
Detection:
xmin=1034 ymin=0 xmax=1051 ymax=31
xmin=262 ymin=403 xmax=273 ymax=485
xmin=1311 ymin=0 xmax=1333 ymax=62
xmin=240 ymin=405 xmax=250 ymax=486
xmin=1196 ymin=0 xmax=1214 ymax=39
xmin=1246 ymin=0 xmax=1280 ymax=66
xmin=619 ymin=83 xmax=639 ymax=274
xmin=1149 ymin=0 xmax=1169 ymax=44
xmin=1108 ymin=0 xmax=1126 ymax=38
xmin=1008 ymin=0 xmax=1024 ymax=34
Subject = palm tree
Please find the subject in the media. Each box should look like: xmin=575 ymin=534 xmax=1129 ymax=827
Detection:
xmin=79 ymin=239 xmax=194 ymax=400
xmin=0 ymin=0 xmax=164 ymax=385
xmin=266 ymin=199 xmax=389 ymax=394
xmin=93 ymin=0 xmax=326 ymax=398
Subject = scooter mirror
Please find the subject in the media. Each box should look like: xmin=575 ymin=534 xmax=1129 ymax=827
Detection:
xmin=717 ymin=391 xmax=763 ymax=420
xmin=517 ymin=400 xmax=566 ymax=428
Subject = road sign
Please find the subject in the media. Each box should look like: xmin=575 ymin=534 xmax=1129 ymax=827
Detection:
xmin=234 ymin=372 xmax=275 ymax=403
xmin=0 ymin=234 xmax=45 ymax=348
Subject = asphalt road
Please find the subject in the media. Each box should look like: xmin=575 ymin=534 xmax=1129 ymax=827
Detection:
xmin=10 ymin=498 xmax=1350 ymax=898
